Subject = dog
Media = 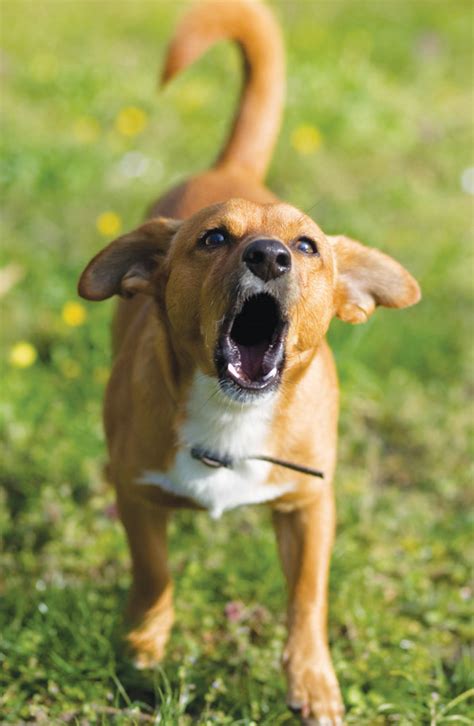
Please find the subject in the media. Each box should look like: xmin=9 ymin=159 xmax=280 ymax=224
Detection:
xmin=78 ymin=1 xmax=420 ymax=723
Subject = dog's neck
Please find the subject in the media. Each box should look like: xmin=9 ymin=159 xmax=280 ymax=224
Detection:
xmin=137 ymin=371 xmax=289 ymax=519
xmin=179 ymin=372 xmax=278 ymax=460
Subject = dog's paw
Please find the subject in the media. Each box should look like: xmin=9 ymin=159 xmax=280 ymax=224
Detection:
xmin=131 ymin=647 xmax=164 ymax=671
xmin=284 ymin=648 xmax=344 ymax=725
xmin=127 ymin=600 xmax=174 ymax=669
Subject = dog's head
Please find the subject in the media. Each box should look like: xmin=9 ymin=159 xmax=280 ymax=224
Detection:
xmin=79 ymin=199 xmax=420 ymax=401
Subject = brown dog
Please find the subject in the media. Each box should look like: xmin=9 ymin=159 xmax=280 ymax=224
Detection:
xmin=78 ymin=2 xmax=420 ymax=723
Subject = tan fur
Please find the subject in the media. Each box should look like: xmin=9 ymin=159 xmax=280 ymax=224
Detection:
xmin=78 ymin=2 xmax=420 ymax=723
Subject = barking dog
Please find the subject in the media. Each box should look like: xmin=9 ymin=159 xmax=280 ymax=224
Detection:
xmin=78 ymin=2 xmax=420 ymax=723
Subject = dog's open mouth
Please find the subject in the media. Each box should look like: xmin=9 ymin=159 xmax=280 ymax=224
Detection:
xmin=216 ymin=293 xmax=288 ymax=396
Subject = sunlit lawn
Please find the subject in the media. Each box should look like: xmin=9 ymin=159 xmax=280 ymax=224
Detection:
xmin=1 ymin=1 xmax=473 ymax=723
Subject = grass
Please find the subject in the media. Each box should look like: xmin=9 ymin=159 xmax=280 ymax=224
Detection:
xmin=1 ymin=0 xmax=473 ymax=723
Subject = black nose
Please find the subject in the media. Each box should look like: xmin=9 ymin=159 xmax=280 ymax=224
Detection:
xmin=243 ymin=238 xmax=292 ymax=282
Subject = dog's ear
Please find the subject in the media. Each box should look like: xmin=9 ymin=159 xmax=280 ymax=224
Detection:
xmin=328 ymin=234 xmax=421 ymax=324
xmin=78 ymin=217 xmax=181 ymax=301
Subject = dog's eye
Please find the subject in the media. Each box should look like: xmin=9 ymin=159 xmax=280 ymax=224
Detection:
xmin=295 ymin=237 xmax=319 ymax=255
xmin=200 ymin=228 xmax=229 ymax=249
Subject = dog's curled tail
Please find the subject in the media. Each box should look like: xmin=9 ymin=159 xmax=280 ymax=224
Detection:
xmin=161 ymin=0 xmax=285 ymax=182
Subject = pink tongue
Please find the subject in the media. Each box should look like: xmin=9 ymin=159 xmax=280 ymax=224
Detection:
xmin=237 ymin=341 xmax=268 ymax=380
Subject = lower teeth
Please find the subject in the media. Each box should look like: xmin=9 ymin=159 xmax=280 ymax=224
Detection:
xmin=227 ymin=363 xmax=240 ymax=378
xmin=262 ymin=367 xmax=277 ymax=381
xmin=227 ymin=363 xmax=277 ymax=384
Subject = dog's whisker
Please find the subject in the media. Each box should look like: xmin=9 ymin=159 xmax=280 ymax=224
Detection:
xmin=302 ymin=196 xmax=325 ymax=218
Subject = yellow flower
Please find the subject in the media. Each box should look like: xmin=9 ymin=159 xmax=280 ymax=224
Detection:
xmin=93 ymin=366 xmax=110 ymax=385
xmin=59 ymin=359 xmax=81 ymax=379
xmin=115 ymin=106 xmax=148 ymax=137
xmin=291 ymin=125 xmax=322 ymax=155
xmin=96 ymin=211 xmax=122 ymax=237
xmin=72 ymin=116 xmax=100 ymax=144
xmin=62 ymin=301 xmax=87 ymax=327
xmin=9 ymin=341 xmax=37 ymax=368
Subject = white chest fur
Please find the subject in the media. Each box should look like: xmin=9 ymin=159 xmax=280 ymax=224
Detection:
xmin=138 ymin=374 xmax=292 ymax=518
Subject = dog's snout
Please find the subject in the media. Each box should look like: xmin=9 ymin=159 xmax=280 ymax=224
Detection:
xmin=243 ymin=238 xmax=292 ymax=282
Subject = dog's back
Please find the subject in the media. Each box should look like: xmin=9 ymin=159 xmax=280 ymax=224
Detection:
xmin=113 ymin=0 xmax=286 ymax=352
xmin=153 ymin=0 xmax=285 ymax=214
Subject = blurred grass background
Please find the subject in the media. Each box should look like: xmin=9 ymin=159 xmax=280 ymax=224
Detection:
xmin=0 ymin=0 xmax=473 ymax=723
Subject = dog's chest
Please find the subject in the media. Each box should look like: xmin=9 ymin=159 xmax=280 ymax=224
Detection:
xmin=138 ymin=375 xmax=292 ymax=518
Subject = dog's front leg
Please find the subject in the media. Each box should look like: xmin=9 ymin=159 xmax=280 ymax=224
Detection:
xmin=273 ymin=490 xmax=344 ymax=725
xmin=117 ymin=489 xmax=174 ymax=669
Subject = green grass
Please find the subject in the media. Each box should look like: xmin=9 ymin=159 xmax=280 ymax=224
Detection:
xmin=1 ymin=1 xmax=473 ymax=723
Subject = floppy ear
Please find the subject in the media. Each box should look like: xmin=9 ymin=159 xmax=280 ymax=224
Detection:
xmin=78 ymin=217 xmax=181 ymax=301
xmin=328 ymin=235 xmax=421 ymax=324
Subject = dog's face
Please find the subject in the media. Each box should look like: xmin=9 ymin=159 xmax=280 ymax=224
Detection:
xmin=79 ymin=198 xmax=420 ymax=401
xmin=163 ymin=200 xmax=337 ymax=400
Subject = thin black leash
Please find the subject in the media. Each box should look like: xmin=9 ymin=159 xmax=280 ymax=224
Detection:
xmin=191 ymin=446 xmax=324 ymax=479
